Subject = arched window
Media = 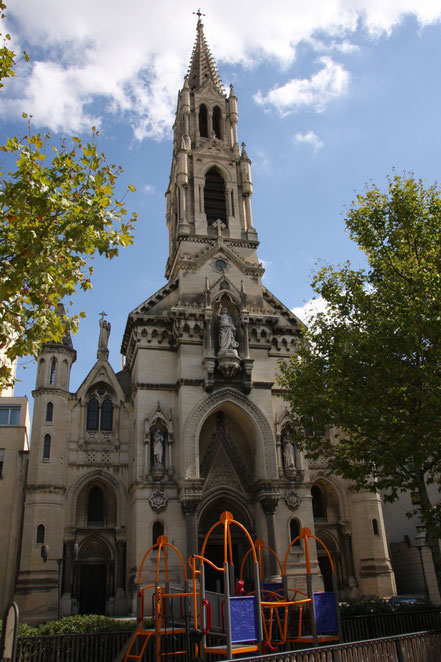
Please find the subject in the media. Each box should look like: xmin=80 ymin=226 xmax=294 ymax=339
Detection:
xmin=87 ymin=397 xmax=99 ymax=430
xmin=312 ymin=485 xmax=326 ymax=519
xmin=46 ymin=402 xmax=53 ymax=422
xmin=101 ymin=398 xmax=113 ymax=431
xmin=87 ymin=486 xmax=104 ymax=526
xmin=212 ymin=106 xmax=222 ymax=139
xmin=153 ymin=521 xmax=164 ymax=545
xmin=372 ymin=518 xmax=379 ymax=536
xmin=199 ymin=104 xmax=208 ymax=137
xmin=87 ymin=396 xmax=113 ymax=432
xmin=42 ymin=434 xmax=51 ymax=460
xmin=36 ymin=524 xmax=45 ymax=544
xmin=50 ymin=358 xmax=56 ymax=385
xmin=290 ymin=519 xmax=301 ymax=547
xmin=204 ymin=167 xmax=227 ymax=225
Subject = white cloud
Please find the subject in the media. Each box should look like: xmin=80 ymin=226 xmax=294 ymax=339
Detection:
xmin=2 ymin=0 xmax=441 ymax=138
xmin=254 ymin=57 xmax=349 ymax=115
xmin=143 ymin=184 xmax=157 ymax=194
xmin=292 ymin=296 xmax=328 ymax=325
xmin=294 ymin=130 xmax=324 ymax=153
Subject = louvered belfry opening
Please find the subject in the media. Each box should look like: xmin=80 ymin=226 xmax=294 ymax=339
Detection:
xmin=199 ymin=104 xmax=208 ymax=137
xmin=205 ymin=167 xmax=227 ymax=225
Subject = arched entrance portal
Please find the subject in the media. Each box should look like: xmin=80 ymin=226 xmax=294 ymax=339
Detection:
xmin=77 ymin=537 xmax=113 ymax=614
xmin=198 ymin=498 xmax=255 ymax=592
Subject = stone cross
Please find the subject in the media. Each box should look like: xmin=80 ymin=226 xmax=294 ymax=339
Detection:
xmin=213 ymin=219 xmax=225 ymax=237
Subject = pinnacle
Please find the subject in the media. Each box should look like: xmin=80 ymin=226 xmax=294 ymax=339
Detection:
xmin=187 ymin=18 xmax=224 ymax=94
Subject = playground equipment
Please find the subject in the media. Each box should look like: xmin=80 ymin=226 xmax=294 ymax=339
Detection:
xmin=123 ymin=535 xmax=193 ymax=662
xmin=190 ymin=511 xmax=264 ymax=659
xmin=120 ymin=513 xmax=341 ymax=662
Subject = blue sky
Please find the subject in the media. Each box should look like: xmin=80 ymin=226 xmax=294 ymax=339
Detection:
xmin=2 ymin=0 xmax=441 ymax=414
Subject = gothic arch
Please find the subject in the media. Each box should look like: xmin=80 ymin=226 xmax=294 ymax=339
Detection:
xmin=310 ymin=473 xmax=350 ymax=523
xmin=66 ymin=470 xmax=127 ymax=528
xmin=183 ymin=388 xmax=277 ymax=480
xmin=201 ymin=161 xmax=232 ymax=184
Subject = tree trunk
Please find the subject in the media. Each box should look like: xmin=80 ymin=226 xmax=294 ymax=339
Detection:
xmin=416 ymin=471 xmax=441 ymax=599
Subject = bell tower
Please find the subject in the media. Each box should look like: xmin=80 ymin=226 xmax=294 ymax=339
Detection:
xmin=165 ymin=16 xmax=257 ymax=280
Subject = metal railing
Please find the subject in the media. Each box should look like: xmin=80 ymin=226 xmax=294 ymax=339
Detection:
xmin=16 ymin=630 xmax=132 ymax=662
xmin=14 ymin=610 xmax=441 ymax=662
xmin=226 ymin=630 xmax=441 ymax=662
xmin=341 ymin=608 xmax=441 ymax=641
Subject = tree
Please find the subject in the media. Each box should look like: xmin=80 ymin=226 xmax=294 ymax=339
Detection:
xmin=279 ymin=174 xmax=441 ymax=596
xmin=0 ymin=3 xmax=137 ymax=388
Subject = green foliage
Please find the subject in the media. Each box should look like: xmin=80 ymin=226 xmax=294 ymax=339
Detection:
xmin=0 ymin=5 xmax=137 ymax=388
xmin=0 ymin=614 xmax=154 ymax=636
xmin=279 ymin=174 xmax=441 ymax=592
xmin=339 ymin=598 xmax=438 ymax=616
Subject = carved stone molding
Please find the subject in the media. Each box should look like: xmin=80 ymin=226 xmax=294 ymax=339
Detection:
xmin=285 ymin=490 xmax=302 ymax=510
xmin=178 ymin=479 xmax=204 ymax=516
xmin=149 ymin=491 xmax=168 ymax=512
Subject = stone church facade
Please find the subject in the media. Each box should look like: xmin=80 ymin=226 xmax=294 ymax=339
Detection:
xmin=15 ymin=19 xmax=396 ymax=622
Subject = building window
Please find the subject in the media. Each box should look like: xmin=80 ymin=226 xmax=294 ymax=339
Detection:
xmin=204 ymin=167 xmax=227 ymax=225
xmin=86 ymin=396 xmax=113 ymax=432
xmin=46 ymin=402 xmax=54 ymax=422
xmin=0 ymin=407 xmax=20 ymax=426
xmin=50 ymin=358 xmax=56 ymax=385
xmin=199 ymin=104 xmax=208 ymax=137
xmin=42 ymin=434 xmax=51 ymax=460
xmin=101 ymin=398 xmax=113 ymax=431
xmin=153 ymin=521 xmax=164 ymax=545
xmin=372 ymin=518 xmax=379 ymax=536
xmin=290 ymin=519 xmax=301 ymax=547
xmin=212 ymin=105 xmax=222 ymax=139
xmin=87 ymin=486 xmax=104 ymax=526
xmin=36 ymin=524 xmax=45 ymax=544
xmin=0 ymin=449 xmax=4 ymax=477
xmin=312 ymin=485 xmax=326 ymax=519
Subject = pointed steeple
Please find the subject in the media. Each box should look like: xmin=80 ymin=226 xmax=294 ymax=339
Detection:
xmin=187 ymin=17 xmax=224 ymax=93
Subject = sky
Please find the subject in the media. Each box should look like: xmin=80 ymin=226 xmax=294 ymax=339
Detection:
xmin=2 ymin=0 xmax=441 ymax=415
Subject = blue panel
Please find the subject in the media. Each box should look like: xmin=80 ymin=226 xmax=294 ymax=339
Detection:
xmin=314 ymin=592 xmax=338 ymax=634
xmin=230 ymin=596 xmax=258 ymax=643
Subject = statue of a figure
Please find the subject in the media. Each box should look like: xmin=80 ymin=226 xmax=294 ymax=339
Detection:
xmin=152 ymin=429 xmax=164 ymax=465
xmin=219 ymin=308 xmax=239 ymax=351
xmin=98 ymin=313 xmax=111 ymax=350
xmin=283 ymin=436 xmax=296 ymax=470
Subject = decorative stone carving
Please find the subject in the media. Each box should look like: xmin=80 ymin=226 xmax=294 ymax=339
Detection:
xmin=254 ymin=480 xmax=281 ymax=515
xmin=285 ymin=490 xmax=302 ymax=510
xmin=149 ymin=491 xmax=168 ymax=512
xmin=178 ymin=479 xmax=204 ymax=515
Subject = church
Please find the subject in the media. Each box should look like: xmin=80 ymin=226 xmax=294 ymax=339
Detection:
xmin=14 ymin=17 xmax=396 ymax=621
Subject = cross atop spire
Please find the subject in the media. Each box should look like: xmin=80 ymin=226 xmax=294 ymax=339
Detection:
xmin=187 ymin=14 xmax=224 ymax=94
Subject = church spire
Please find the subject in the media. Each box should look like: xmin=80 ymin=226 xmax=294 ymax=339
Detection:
xmin=187 ymin=15 xmax=224 ymax=93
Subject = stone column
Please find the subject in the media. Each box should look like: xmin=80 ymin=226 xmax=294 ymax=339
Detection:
xmin=179 ymin=480 xmax=204 ymax=559
xmin=181 ymin=500 xmax=199 ymax=559
xmin=255 ymin=482 xmax=281 ymax=578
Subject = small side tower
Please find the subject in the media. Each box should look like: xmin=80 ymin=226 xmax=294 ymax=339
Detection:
xmin=15 ymin=306 xmax=76 ymax=621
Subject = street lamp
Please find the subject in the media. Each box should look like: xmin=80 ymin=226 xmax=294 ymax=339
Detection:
xmin=41 ymin=544 xmax=78 ymax=620
xmin=414 ymin=532 xmax=429 ymax=601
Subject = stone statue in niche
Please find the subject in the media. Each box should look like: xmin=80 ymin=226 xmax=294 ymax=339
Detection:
xmin=218 ymin=308 xmax=239 ymax=352
xmin=282 ymin=431 xmax=297 ymax=478
xmin=216 ymin=306 xmax=241 ymax=378
xmin=152 ymin=429 xmax=164 ymax=465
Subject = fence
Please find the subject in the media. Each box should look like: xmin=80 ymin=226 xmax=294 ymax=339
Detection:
xmin=229 ymin=630 xmax=441 ymax=662
xmin=341 ymin=608 xmax=441 ymax=641
xmin=16 ymin=630 xmax=132 ymax=662
xmin=14 ymin=610 xmax=441 ymax=662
